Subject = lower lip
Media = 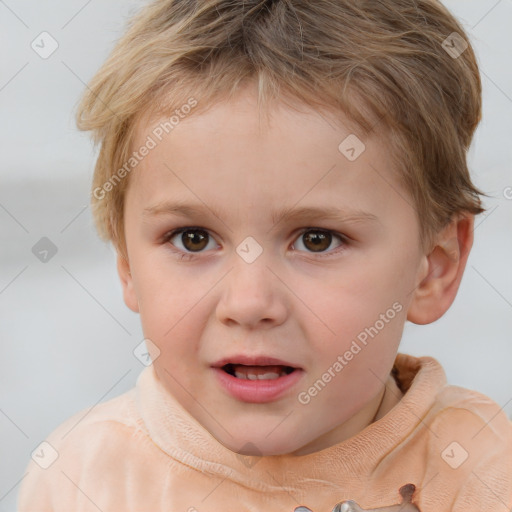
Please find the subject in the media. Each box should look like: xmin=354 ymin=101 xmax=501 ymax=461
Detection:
xmin=212 ymin=367 xmax=304 ymax=403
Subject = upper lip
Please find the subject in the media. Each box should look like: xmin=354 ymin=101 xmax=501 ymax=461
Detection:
xmin=212 ymin=355 xmax=301 ymax=369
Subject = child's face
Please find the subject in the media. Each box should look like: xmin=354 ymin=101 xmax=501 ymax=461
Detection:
xmin=120 ymin=83 xmax=428 ymax=456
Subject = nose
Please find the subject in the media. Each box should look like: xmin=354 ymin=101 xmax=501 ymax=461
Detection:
xmin=215 ymin=249 xmax=288 ymax=330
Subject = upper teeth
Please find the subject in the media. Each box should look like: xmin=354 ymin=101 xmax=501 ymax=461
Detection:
xmin=234 ymin=370 xmax=286 ymax=380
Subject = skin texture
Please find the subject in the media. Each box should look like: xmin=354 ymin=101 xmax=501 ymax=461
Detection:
xmin=117 ymin=80 xmax=474 ymax=457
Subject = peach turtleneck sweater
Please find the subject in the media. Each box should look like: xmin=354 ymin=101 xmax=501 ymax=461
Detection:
xmin=17 ymin=353 xmax=512 ymax=512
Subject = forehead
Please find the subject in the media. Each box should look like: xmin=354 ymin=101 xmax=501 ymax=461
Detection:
xmin=128 ymin=87 xmax=403 ymax=219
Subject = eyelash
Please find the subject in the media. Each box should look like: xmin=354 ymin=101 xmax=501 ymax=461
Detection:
xmin=161 ymin=226 xmax=349 ymax=261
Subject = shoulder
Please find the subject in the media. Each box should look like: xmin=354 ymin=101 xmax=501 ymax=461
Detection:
xmin=424 ymin=380 xmax=512 ymax=509
xmin=391 ymin=353 xmax=512 ymax=510
xmin=429 ymin=381 xmax=512 ymax=446
xmin=394 ymin=352 xmax=512 ymax=445
xmin=402 ymin=354 xmax=512 ymax=466
xmin=43 ymin=384 xmax=147 ymax=455
xmin=17 ymin=385 xmax=161 ymax=511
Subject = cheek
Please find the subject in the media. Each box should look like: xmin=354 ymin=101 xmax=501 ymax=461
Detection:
xmin=131 ymin=256 xmax=210 ymax=363
xmin=306 ymin=259 xmax=409 ymax=331
xmin=129 ymin=253 xmax=174 ymax=325
xmin=294 ymin=248 xmax=415 ymax=363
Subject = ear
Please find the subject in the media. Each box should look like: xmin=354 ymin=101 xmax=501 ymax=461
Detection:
xmin=117 ymin=252 xmax=139 ymax=313
xmin=407 ymin=214 xmax=474 ymax=325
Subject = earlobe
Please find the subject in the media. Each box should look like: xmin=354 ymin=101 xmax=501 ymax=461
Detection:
xmin=117 ymin=253 xmax=139 ymax=313
xmin=407 ymin=214 xmax=474 ymax=325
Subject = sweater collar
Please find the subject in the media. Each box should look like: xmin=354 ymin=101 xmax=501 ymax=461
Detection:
xmin=135 ymin=352 xmax=447 ymax=492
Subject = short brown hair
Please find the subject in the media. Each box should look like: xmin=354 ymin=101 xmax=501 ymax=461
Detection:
xmin=76 ymin=0 xmax=485 ymax=260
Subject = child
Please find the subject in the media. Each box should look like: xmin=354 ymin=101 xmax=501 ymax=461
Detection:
xmin=17 ymin=0 xmax=512 ymax=511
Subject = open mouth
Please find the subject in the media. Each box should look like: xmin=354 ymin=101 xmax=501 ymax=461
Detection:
xmin=222 ymin=363 xmax=296 ymax=380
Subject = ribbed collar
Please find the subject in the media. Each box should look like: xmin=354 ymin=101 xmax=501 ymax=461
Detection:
xmin=135 ymin=352 xmax=447 ymax=493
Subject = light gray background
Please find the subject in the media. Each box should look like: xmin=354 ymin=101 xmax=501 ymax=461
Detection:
xmin=1 ymin=1 xmax=511 ymax=510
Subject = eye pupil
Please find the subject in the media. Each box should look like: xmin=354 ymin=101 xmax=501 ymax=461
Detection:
xmin=182 ymin=229 xmax=208 ymax=251
xmin=303 ymin=231 xmax=331 ymax=252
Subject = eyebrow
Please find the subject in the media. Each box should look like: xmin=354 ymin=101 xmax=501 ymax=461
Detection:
xmin=143 ymin=200 xmax=378 ymax=227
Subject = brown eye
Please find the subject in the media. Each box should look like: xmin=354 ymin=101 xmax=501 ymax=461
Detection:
xmin=294 ymin=229 xmax=345 ymax=254
xmin=166 ymin=228 xmax=216 ymax=253
xmin=303 ymin=231 xmax=331 ymax=252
